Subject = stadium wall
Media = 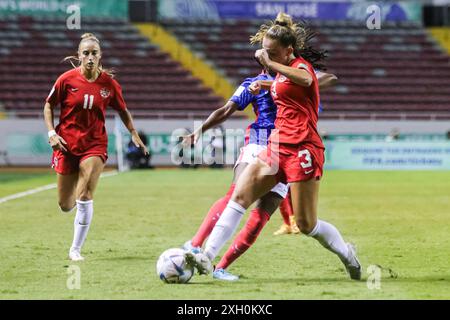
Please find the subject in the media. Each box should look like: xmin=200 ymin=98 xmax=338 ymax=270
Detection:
xmin=1 ymin=119 xmax=450 ymax=169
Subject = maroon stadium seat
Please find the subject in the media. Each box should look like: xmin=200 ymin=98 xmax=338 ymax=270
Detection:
xmin=161 ymin=19 xmax=450 ymax=120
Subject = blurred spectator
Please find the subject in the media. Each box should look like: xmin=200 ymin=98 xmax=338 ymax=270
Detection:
xmin=320 ymin=130 xmax=329 ymax=141
xmin=386 ymin=128 xmax=400 ymax=142
xmin=126 ymin=131 xmax=152 ymax=169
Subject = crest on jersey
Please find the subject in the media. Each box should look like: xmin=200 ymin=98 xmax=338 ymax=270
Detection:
xmin=100 ymin=88 xmax=110 ymax=99
xmin=278 ymin=75 xmax=287 ymax=83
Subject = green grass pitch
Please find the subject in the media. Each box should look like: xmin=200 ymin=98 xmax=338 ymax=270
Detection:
xmin=0 ymin=169 xmax=449 ymax=299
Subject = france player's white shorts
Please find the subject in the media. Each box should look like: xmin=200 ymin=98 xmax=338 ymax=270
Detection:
xmin=234 ymin=143 xmax=289 ymax=199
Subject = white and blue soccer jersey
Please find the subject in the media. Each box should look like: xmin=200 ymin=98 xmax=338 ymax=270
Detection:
xmin=229 ymin=73 xmax=276 ymax=146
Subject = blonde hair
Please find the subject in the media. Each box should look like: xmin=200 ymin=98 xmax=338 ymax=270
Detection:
xmin=250 ymin=13 xmax=327 ymax=70
xmin=63 ymin=33 xmax=115 ymax=77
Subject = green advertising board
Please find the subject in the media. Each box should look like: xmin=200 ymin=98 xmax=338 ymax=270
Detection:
xmin=6 ymin=133 xmax=450 ymax=170
xmin=325 ymin=141 xmax=450 ymax=170
xmin=0 ymin=0 xmax=128 ymax=18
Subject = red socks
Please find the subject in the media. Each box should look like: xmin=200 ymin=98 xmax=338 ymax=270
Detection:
xmin=191 ymin=184 xmax=236 ymax=247
xmin=279 ymin=190 xmax=293 ymax=225
xmin=216 ymin=207 xmax=270 ymax=270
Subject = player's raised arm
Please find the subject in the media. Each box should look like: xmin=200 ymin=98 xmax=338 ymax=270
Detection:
xmin=43 ymin=101 xmax=68 ymax=152
xmin=248 ymin=79 xmax=273 ymax=95
xmin=316 ymin=71 xmax=338 ymax=91
xmin=116 ymin=108 xmax=149 ymax=155
xmin=182 ymin=101 xmax=238 ymax=146
xmin=256 ymin=48 xmax=313 ymax=87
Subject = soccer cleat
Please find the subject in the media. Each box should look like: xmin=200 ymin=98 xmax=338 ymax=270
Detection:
xmin=213 ymin=268 xmax=239 ymax=281
xmin=182 ymin=240 xmax=201 ymax=254
xmin=273 ymin=223 xmax=292 ymax=235
xmin=341 ymin=243 xmax=362 ymax=281
xmin=184 ymin=251 xmax=213 ymax=275
xmin=274 ymin=216 xmax=301 ymax=235
xmin=68 ymin=250 xmax=85 ymax=261
xmin=289 ymin=215 xmax=300 ymax=234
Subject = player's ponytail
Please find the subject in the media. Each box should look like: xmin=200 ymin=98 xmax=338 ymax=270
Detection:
xmin=274 ymin=12 xmax=293 ymax=28
xmin=63 ymin=33 xmax=115 ymax=78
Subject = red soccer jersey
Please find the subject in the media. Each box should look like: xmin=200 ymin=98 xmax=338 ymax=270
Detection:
xmin=46 ymin=67 xmax=126 ymax=156
xmin=269 ymin=57 xmax=324 ymax=149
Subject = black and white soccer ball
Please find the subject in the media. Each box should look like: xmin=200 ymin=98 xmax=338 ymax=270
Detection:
xmin=156 ymin=248 xmax=194 ymax=284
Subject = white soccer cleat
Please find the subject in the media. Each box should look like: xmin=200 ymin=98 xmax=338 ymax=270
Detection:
xmin=184 ymin=251 xmax=212 ymax=275
xmin=68 ymin=250 xmax=85 ymax=261
xmin=341 ymin=243 xmax=361 ymax=280
xmin=213 ymin=268 xmax=239 ymax=281
xmin=182 ymin=240 xmax=201 ymax=254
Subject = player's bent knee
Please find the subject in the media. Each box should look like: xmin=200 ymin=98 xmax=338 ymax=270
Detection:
xmin=296 ymin=218 xmax=316 ymax=235
xmin=59 ymin=202 xmax=75 ymax=213
xmin=232 ymin=194 xmax=250 ymax=209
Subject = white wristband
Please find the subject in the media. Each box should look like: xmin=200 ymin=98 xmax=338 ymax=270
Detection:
xmin=48 ymin=130 xmax=57 ymax=138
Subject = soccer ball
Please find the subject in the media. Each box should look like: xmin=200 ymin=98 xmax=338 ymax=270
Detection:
xmin=156 ymin=248 xmax=194 ymax=284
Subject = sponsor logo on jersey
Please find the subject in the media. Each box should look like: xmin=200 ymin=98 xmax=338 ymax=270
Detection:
xmin=100 ymin=88 xmax=110 ymax=99
xmin=70 ymin=88 xmax=78 ymax=92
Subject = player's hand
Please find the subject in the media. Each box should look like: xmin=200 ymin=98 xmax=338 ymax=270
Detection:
xmin=255 ymin=49 xmax=271 ymax=69
xmin=49 ymin=134 xmax=68 ymax=152
xmin=131 ymin=130 xmax=149 ymax=156
xmin=181 ymin=132 xmax=200 ymax=147
xmin=248 ymin=80 xmax=262 ymax=95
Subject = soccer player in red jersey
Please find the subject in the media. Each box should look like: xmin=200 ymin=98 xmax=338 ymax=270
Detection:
xmin=182 ymin=67 xmax=336 ymax=281
xmin=43 ymin=33 xmax=148 ymax=261
xmin=190 ymin=14 xmax=362 ymax=280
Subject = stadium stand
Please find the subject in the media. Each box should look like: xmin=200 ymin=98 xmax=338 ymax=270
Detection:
xmin=0 ymin=16 xmax=225 ymax=119
xmin=161 ymin=19 xmax=450 ymax=120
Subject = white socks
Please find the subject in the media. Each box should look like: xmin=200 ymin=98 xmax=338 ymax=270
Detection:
xmin=307 ymin=219 xmax=350 ymax=262
xmin=70 ymin=200 xmax=94 ymax=253
xmin=204 ymin=200 xmax=246 ymax=260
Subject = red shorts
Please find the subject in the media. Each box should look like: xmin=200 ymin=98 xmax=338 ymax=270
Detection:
xmin=258 ymin=142 xmax=324 ymax=183
xmin=51 ymin=150 xmax=108 ymax=175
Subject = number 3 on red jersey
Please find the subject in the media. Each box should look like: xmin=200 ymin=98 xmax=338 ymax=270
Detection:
xmin=298 ymin=149 xmax=312 ymax=169
xmin=83 ymin=94 xmax=94 ymax=110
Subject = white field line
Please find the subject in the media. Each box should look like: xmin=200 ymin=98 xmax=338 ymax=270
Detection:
xmin=0 ymin=170 xmax=119 ymax=205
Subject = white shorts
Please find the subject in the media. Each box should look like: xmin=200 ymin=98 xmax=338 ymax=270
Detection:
xmin=235 ymin=143 xmax=289 ymax=199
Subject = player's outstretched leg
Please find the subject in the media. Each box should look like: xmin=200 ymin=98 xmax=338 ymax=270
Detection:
xmin=185 ymin=163 xmax=249 ymax=252
xmin=201 ymin=160 xmax=277 ymax=270
xmin=69 ymin=156 xmax=104 ymax=261
xmin=186 ymin=183 xmax=236 ymax=251
xmin=213 ymin=191 xmax=282 ymax=281
xmin=213 ymin=208 xmax=269 ymax=281
xmin=290 ymin=179 xmax=361 ymax=280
